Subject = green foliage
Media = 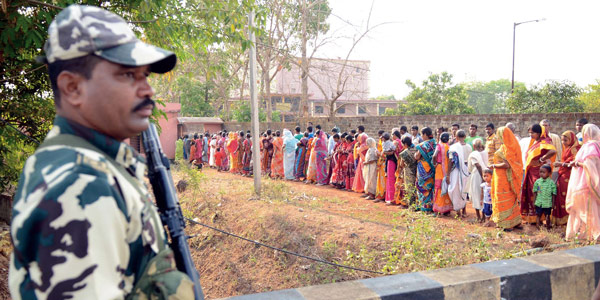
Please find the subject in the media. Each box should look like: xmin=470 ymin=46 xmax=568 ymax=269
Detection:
xmin=462 ymin=79 xmax=524 ymax=114
xmin=370 ymin=94 xmax=396 ymax=101
xmin=177 ymin=77 xmax=216 ymax=117
xmin=506 ymin=80 xmax=584 ymax=113
xmin=0 ymin=126 xmax=38 ymax=193
xmin=578 ymin=80 xmax=600 ymax=113
xmin=230 ymin=101 xmax=267 ymax=122
xmin=395 ymin=72 xmax=474 ymax=115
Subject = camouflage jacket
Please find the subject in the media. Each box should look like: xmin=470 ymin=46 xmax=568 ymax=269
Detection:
xmin=10 ymin=116 xmax=168 ymax=299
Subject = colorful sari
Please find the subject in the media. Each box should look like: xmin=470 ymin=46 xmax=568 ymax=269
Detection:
xmin=218 ymin=137 xmax=228 ymax=171
xmin=271 ymin=136 xmax=285 ymax=178
xmin=375 ymin=139 xmax=386 ymax=200
xmin=242 ymin=139 xmax=252 ymax=175
xmin=433 ymin=142 xmax=452 ymax=213
xmin=491 ymin=127 xmax=523 ymax=229
xmin=416 ymin=139 xmax=436 ymax=211
xmin=283 ymin=129 xmax=298 ymax=180
xmin=236 ymin=136 xmax=244 ymax=173
xmin=227 ymin=133 xmax=239 ymax=173
xmin=314 ymin=131 xmax=329 ymax=184
xmin=566 ymin=124 xmax=600 ymax=240
xmin=363 ymin=139 xmax=379 ymax=195
xmin=304 ymin=137 xmax=315 ymax=178
xmin=261 ymin=136 xmax=274 ymax=175
xmin=330 ymin=141 xmax=343 ymax=185
xmin=306 ymin=137 xmax=318 ymax=182
xmin=395 ymin=146 xmax=417 ymax=206
xmin=384 ymin=140 xmax=399 ymax=203
xmin=352 ymin=134 xmax=368 ymax=193
xmin=345 ymin=140 xmax=357 ymax=190
xmin=294 ymin=137 xmax=309 ymax=179
xmin=553 ymin=131 xmax=580 ymax=225
xmin=522 ymin=127 xmax=556 ymax=223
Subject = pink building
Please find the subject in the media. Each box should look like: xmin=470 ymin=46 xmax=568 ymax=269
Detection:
xmin=157 ymin=102 xmax=181 ymax=160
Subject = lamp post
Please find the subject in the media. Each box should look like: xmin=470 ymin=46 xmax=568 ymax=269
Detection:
xmin=511 ymin=18 xmax=546 ymax=93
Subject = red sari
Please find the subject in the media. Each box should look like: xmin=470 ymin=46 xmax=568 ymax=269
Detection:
xmin=553 ymin=131 xmax=580 ymax=225
xmin=330 ymin=141 xmax=344 ymax=186
xmin=271 ymin=136 xmax=284 ymax=178
xmin=522 ymin=127 xmax=556 ymax=223
xmin=345 ymin=140 xmax=357 ymax=190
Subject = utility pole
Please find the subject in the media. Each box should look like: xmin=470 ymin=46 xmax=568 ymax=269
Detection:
xmin=248 ymin=11 xmax=261 ymax=195
xmin=511 ymin=18 xmax=545 ymax=94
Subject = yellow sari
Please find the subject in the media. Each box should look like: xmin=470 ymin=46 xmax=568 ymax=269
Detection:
xmin=491 ymin=127 xmax=523 ymax=229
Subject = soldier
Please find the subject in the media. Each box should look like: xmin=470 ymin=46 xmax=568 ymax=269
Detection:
xmin=9 ymin=5 xmax=193 ymax=299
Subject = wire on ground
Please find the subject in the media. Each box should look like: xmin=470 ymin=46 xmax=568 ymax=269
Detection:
xmin=184 ymin=216 xmax=389 ymax=275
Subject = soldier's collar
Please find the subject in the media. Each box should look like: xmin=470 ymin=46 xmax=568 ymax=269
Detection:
xmin=49 ymin=116 xmax=141 ymax=169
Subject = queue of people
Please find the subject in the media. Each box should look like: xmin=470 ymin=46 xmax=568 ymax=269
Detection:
xmin=178 ymin=118 xmax=600 ymax=240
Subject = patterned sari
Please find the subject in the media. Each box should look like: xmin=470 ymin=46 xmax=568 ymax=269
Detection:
xmin=283 ymin=129 xmax=298 ymax=180
xmin=433 ymin=142 xmax=452 ymax=213
xmin=242 ymin=139 xmax=252 ymax=175
xmin=416 ymin=139 xmax=436 ymax=211
xmin=522 ymin=127 xmax=556 ymax=223
xmin=271 ymin=136 xmax=285 ymax=178
xmin=294 ymin=137 xmax=309 ymax=179
xmin=236 ymin=136 xmax=245 ymax=173
xmin=219 ymin=137 xmax=229 ymax=171
xmin=395 ymin=146 xmax=417 ymax=206
xmin=553 ymin=131 xmax=580 ymax=225
xmin=304 ymin=137 xmax=315 ymax=178
xmin=306 ymin=137 xmax=318 ymax=182
xmin=330 ymin=141 xmax=344 ymax=185
xmin=566 ymin=124 xmax=600 ymax=240
xmin=315 ymin=131 xmax=329 ymax=184
xmin=491 ymin=127 xmax=523 ymax=229
xmin=227 ymin=133 xmax=239 ymax=173
xmin=345 ymin=140 xmax=357 ymax=190
xmin=385 ymin=140 xmax=400 ymax=203
xmin=352 ymin=134 xmax=369 ymax=193
xmin=375 ymin=139 xmax=387 ymax=200
xmin=261 ymin=136 xmax=274 ymax=175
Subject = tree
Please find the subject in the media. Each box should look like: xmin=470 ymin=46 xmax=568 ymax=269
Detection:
xmin=370 ymin=94 xmax=396 ymax=100
xmin=506 ymin=80 xmax=583 ymax=113
xmin=462 ymin=79 xmax=524 ymax=114
xmin=578 ymin=80 xmax=600 ymax=113
xmin=0 ymin=0 xmax=255 ymax=193
xmin=395 ymin=72 xmax=474 ymax=115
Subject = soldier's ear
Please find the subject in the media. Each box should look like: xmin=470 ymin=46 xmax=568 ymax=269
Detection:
xmin=56 ymin=71 xmax=85 ymax=107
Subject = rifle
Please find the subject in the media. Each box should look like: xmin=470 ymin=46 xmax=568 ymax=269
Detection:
xmin=142 ymin=123 xmax=204 ymax=300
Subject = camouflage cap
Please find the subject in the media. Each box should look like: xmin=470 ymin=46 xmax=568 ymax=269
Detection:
xmin=41 ymin=4 xmax=176 ymax=73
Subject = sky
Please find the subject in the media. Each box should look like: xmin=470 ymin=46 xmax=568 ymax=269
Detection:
xmin=318 ymin=0 xmax=600 ymax=99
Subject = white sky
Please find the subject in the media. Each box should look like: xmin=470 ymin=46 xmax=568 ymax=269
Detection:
xmin=319 ymin=0 xmax=600 ymax=98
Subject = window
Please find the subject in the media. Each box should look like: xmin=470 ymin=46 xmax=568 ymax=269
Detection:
xmin=358 ymin=105 xmax=367 ymax=114
xmin=337 ymin=106 xmax=345 ymax=114
xmin=379 ymin=106 xmax=386 ymax=115
xmin=315 ymin=105 xmax=324 ymax=114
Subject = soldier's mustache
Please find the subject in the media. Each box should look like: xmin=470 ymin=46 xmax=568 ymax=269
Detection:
xmin=132 ymin=98 xmax=156 ymax=113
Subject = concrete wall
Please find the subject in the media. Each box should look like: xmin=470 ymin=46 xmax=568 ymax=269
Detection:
xmin=157 ymin=103 xmax=181 ymax=160
xmin=223 ymin=113 xmax=600 ymax=139
xmin=221 ymin=245 xmax=600 ymax=300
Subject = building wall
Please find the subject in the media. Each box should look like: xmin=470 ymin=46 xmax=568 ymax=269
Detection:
xmin=157 ymin=103 xmax=181 ymax=160
xmin=223 ymin=113 xmax=598 ymax=140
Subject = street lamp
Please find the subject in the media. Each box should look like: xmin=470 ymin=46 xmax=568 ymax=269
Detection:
xmin=511 ymin=18 xmax=546 ymax=93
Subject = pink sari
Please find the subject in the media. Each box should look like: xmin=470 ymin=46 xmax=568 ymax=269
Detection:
xmin=352 ymin=134 xmax=368 ymax=193
xmin=566 ymin=124 xmax=600 ymax=240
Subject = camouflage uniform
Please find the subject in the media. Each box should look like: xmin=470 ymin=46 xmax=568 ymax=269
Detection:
xmin=10 ymin=4 xmax=192 ymax=299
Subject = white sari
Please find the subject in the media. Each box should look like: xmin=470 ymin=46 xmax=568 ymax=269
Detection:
xmin=209 ymin=138 xmax=217 ymax=167
xmin=465 ymin=150 xmax=488 ymax=210
xmin=448 ymin=143 xmax=470 ymax=210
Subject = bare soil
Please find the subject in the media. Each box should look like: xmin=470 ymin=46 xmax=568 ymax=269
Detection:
xmin=0 ymin=166 xmax=592 ymax=300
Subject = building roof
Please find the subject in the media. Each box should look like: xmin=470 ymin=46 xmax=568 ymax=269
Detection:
xmin=159 ymin=102 xmax=181 ymax=113
xmin=177 ymin=117 xmax=224 ymax=124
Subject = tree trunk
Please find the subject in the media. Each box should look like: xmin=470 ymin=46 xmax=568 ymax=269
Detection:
xmin=263 ymin=65 xmax=272 ymax=122
xmin=300 ymin=0 xmax=309 ymax=119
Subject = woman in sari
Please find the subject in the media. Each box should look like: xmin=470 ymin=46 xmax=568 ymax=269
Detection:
xmin=415 ymin=127 xmax=436 ymax=212
xmin=305 ymin=135 xmax=318 ymax=183
xmin=345 ymin=134 xmax=357 ymax=190
xmin=374 ymin=133 xmax=387 ymax=201
xmin=314 ymin=130 xmax=329 ymax=185
xmin=271 ymin=131 xmax=285 ymax=179
xmin=363 ymin=138 xmax=379 ymax=199
xmin=304 ymin=136 xmax=315 ymax=181
xmin=552 ymin=131 xmax=580 ymax=225
xmin=294 ymin=133 xmax=309 ymax=180
xmin=566 ymin=124 xmax=600 ymax=240
xmin=352 ymin=133 xmax=369 ymax=193
xmin=433 ymin=132 xmax=453 ymax=214
xmin=227 ymin=132 xmax=239 ymax=173
xmin=236 ymin=132 xmax=245 ymax=173
xmin=522 ymin=124 xmax=557 ymax=223
xmin=242 ymin=134 xmax=252 ymax=176
xmin=219 ymin=132 xmax=229 ymax=171
xmin=209 ymin=134 xmax=217 ymax=168
xmin=262 ymin=131 xmax=274 ymax=176
xmin=466 ymin=138 xmax=488 ymax=222
xmin=489 ymin=126 xmax=523 ymax=230
xmin=330 ymin=133 xmax=346 ymax=188
xmin=283 ymin=129 xmax=298 ymax=180
xmin=395 ymin=137 xmax=417 ymax=207
xmin=383 ymin=133 xmax=398 ymax=204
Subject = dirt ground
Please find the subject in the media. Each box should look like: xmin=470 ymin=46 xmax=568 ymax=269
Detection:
xmin=0 ymin=166 xmax=593 ymax=299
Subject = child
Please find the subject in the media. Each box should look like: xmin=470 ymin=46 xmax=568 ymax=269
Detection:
xmin=480 ymin=169 xmax=493 ymax=223
xmin=533 ymin=164 xmax=557 ymax=229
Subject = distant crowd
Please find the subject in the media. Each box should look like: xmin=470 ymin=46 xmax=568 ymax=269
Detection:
xmin=176 ymin=118 xmax=600 ymax=240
